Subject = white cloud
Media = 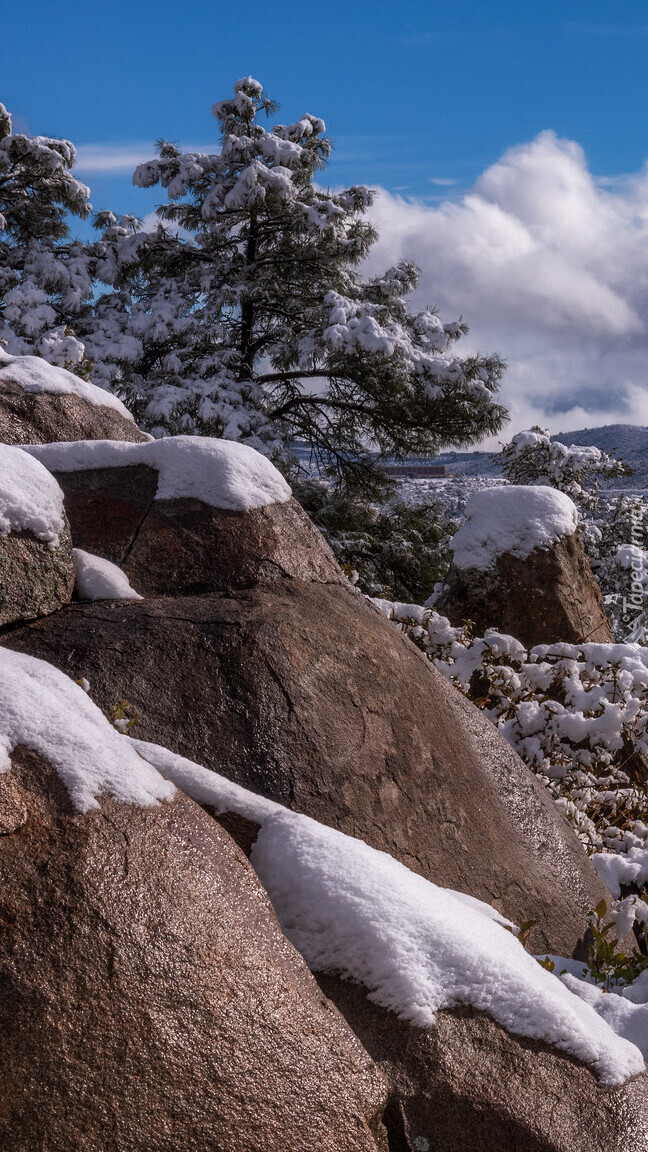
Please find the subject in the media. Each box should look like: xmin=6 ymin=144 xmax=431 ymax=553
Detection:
xmin=366 ymin=131 xmax=648 ymax=442
xmin=74 ymin=142 xmax=215 ymax=173
xmin=74 ymin=144 xmax=155 ymax=173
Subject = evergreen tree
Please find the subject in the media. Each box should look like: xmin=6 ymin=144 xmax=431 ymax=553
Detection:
xmin=498 ymin=426 xmax=631 ymax=511
xmin=85 ymin=77 xmax=507 ymax=486
xmin=0 ymin=103 xmax=93 ymax=368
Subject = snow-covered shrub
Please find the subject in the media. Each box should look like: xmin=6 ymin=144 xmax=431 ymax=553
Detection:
xmin=373 ymin=599 xmax=648 ymax=871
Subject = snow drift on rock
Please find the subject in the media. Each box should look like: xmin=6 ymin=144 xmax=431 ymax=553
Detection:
xmin=0 ymin=348 xmax=135 ymax=420
xmin=131 ymin=736 xmax=644 ymax=1085
xmin=451 ymin=484 xmax=579 ymax=570
xmin=22 ymin=435 xmax=292 ymax=512
xmin=0 ymin=649 xmax=174 ymax=812
xmin=0 ymin=442 xmax=66 ymax=546
xmin=73 ymin=549 xmax=143 ymax=601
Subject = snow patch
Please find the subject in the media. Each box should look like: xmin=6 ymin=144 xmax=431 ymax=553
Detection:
xmin=131 ymin=737 xmax=644 ymax=1085
xmin=0 ymin=442 xmax=66 ymax=546
xmin=0 ymin=348 xmax=135 ymax=420
xmin=451 ymin=484 xmax=579 ymax=570
xmin=73 ymin=549 xmax=142 ymax=601
xmin=561 ymin=975 xmax=648 ymax=1061
xmin=593 ymin=847 xmax=648 ymax=899
xmin=22 ymin=435 xmax=292 ymax=512
xmin=0 ymin=649 xmax=174 ymax=812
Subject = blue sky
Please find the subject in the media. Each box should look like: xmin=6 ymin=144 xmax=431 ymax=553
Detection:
xmin=5 ymin=0 xmax=648 ymax=434
xmin=5 ymin=0 xmax=648 ymax=213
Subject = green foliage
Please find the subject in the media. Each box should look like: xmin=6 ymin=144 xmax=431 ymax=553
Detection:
xmin=295 ymin=475 xmax=457 ymax=601
xmin=108 ymin=700 xmax=140 ymax=734
xmin=536 ymin=956 xmax=556 ymax=972
xmin=587 ymin=899 xmax=648 ymax=990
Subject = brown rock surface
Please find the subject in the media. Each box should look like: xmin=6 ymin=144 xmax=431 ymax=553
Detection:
xmin=52 ymin=462 xmax=342 ymax=593
xmin=0 ymin=523 xmax=74 ymax=626
xmin=438 ymin=531 xmax=613 ymax=647
xmin=0 ymin=377 xmax=149 ymax=445
xmin=318 ymin=975 xmax=648 ymax=1152
xmin=2 ymin=582 xmax=615 ymax=957
xmin=0 ymin=745 xmax=388 ymax=1152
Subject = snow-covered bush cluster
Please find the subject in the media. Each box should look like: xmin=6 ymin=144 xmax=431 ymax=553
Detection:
xmin=498 ymin=426 xmax=632 ymax=512
xmin=372 ymin=599 xmax=648 ymax=907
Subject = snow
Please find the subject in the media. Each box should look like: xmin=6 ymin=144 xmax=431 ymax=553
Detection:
xmin=131 ymin=736 xmax=644 ymax=1084
xmin=561 ymin=975 xmax=648 ymax=1061
xmin=451 ymin=484 xmax=579 ymax=570
xmin=593 ymin=847 xmax=648 ymax=899
xmin=0 ymin=348 xmax=135 ymax=419
xmin=0 ymin=442 xmax=66 ymax=546
xmin=73 ymin=549 xmax=142 ymax=601
xmin=21 ymin=435 xmax=292 ymax=512
xmin=0 ymin=649 xmax=174 ymax=813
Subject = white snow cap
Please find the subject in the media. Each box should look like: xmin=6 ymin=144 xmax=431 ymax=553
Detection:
xmin=22 ymin=435 xmax=292 ymax=512
xmin=451 ymin=484 xmax=579 ymax=570
xmin=131 ymin=737 xmax=644 ymax=1085
xmin=0 ymin=442 xmax=66 ymax=546
xmin=73 ymin=549 xmax=142 ymax=601
xmin=0 ymin=348 xmax=135 ymax=420
xmin=0 ymin=649 xmax=174 ymax=812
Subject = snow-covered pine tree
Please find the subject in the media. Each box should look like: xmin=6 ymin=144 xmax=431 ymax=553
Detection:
xmin=498 ymin=426 xmax=631 ymax=511
xmin=0 ymin=103 xmax=93 ymax=369
xmin=85 ymin=77 xmax=507 ymax=485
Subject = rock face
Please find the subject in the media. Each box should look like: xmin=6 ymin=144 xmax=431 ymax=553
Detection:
xmin=437 ymin=485 xmax=613 ymax=646
xmin=439 ymin=532 xmax=613 ymax=647
xmin=0 ymin=746 xmax=388 ymax=1152
xmin=0 ymin=523 xmax=74 ymax=626
xmin=0 ymin=370 xmax=149 ymax=445
xmin=318 ymin=975 xmax=648 ymax=1152
xmin=3 ymin=581 xmax=615 ymax=958
xmin=51 ymin=463 xmax=343 ymax=593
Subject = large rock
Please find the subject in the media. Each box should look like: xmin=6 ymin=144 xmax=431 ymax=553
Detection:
xmin=319 ymin=976 xmax=648 ymax=1152
xmin=0 ymin=351 xmax=148 ymax=444
xmin=20 ymin=438 xmax=340 ymax=594
xmin=0 ymin=443 xmax=74 ymax=626
xmin=0 ymin=525 xmax=74 ymax=626
xmin=0 ymin=744 xmax=388 ymax=1151
xmin=52 ymin=465 xmax=342 ymax=593
xmin=2 ymin=581 xmax=616 ymax=958
xmin=438 ymin=486 xmax=613 ymax=646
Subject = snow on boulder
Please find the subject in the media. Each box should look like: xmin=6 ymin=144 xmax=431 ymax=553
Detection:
xmin=24 ymin=435 xmax=292 ymax=510
xmin=451 ymin=485 xmax=579 ymax=571
xmin=0 ymin=348 xmax=150 ymax=444
xmin=129 ymin=735 xmax=643 ymax=1083
xmin=22 ymin=436 xmax=342 ymax=594
xmin=12 ymin=578 xmax=616 ymax=961
xmin=132 ymin=736 xmax=648 ymax=1150
xmin=0 ymin=647 xmax=173 ymax=812
xmin=0 ymin=647 xmax=388 ymax=1150
xmin=73 ymin=549 xmax=143 ymax=601
xmin=439 ymin=485 xmax=612 ymax=646
xmin=0 ymin=443 xmax=74 ymax=626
